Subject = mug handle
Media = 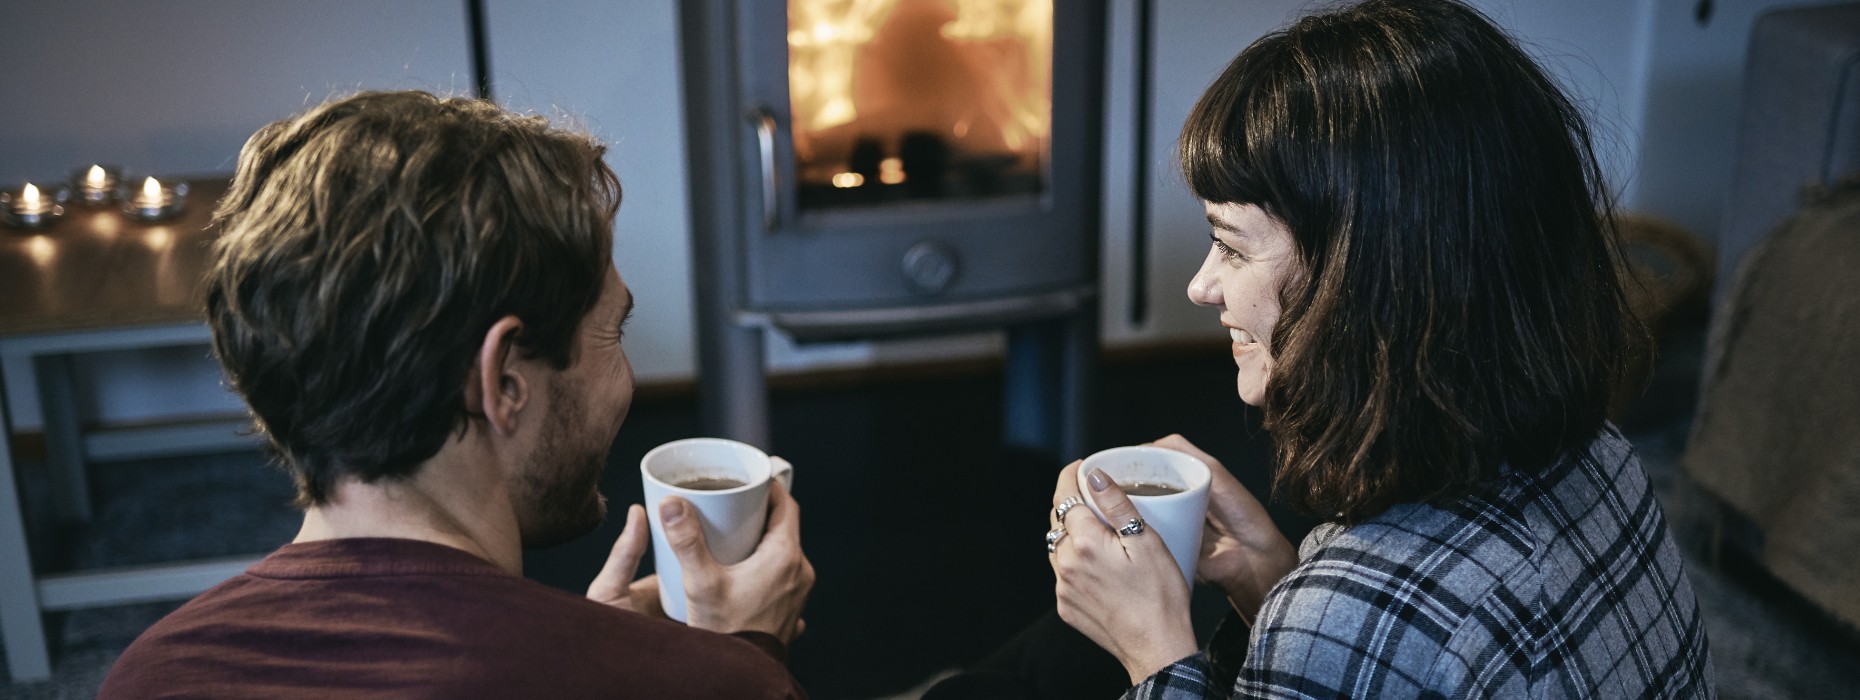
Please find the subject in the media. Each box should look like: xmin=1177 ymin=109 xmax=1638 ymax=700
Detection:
xmin=770 ymin=456 xmax=794 ymax=492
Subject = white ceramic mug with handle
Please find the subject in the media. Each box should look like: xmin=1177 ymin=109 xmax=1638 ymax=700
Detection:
xmin=1076 ymin=445 xmax=1211 ymax=588
xmin=641 ymin=437 xmax=794 ymax=622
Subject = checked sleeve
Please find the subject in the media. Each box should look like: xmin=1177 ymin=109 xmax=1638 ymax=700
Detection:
xmin=1123 ymin=653 xmax=1219 ymax=700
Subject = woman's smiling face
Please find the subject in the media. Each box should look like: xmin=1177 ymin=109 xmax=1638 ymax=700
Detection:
xmin=1187 ymin=202 xmax=1299 ymax=406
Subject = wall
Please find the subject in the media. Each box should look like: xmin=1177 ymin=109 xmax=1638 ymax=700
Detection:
xmin=0 ymin=0 xmax=475 ymax=430
xmin=1632 ymin=0 xmax=1823 ymax=243
xmin=0 ymin=0 xmax=1798 ymax=432
xmin=480 ymin=0 xmax=696 ymax=386
xmin=1105 ymin=0 xmax=1656 ymax=346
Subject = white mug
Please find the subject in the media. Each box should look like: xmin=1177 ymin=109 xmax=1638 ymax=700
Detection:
xmin=1076 ymin=446 xmax=1211 ymax=588
xmin=640 ymin=437 xmax=794 ymax=622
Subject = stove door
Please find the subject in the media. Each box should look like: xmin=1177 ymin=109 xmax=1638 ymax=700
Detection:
xmin=736 ymin=0 xmax=1101 ymax=320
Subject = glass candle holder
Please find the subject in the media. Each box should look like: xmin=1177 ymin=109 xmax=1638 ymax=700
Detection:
xmin=70 ymin=164 xmax=122 ymax=206
xmin=120 ymin=176 xmax=187 ymax=221
xmin=2 ymin=182 xmax=67 ymax=230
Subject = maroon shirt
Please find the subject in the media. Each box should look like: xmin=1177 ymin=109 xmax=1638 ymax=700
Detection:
xmin=99 ymin=538 xmax=805 ymax=699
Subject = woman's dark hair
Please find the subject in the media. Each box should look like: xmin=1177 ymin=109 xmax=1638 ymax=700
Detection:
xmin=1179 ymin=0 xmax=1639 ymax=522
xmin=206 ymin=91 xmax=620 ymax=507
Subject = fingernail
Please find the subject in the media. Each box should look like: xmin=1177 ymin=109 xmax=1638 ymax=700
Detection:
xmin=661 ymin=500 xmax=684 ymax=524
xmin=1088 ymin=470 xmax=1111 ymax=492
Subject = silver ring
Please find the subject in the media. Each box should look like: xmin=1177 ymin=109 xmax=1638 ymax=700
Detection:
xmin=1117 ymin=518 xmax=1146 ymax=537
xmin=1054 ymin=497 xmax=1083 ymax=523
xmin=1045 ymin=526 xmax=1068 ymax=553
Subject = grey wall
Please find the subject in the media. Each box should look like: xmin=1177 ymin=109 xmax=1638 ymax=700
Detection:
xmin=482 ymin=0 xmax=697 ymax=386
xmin=0 ymin=0 xmax=475 ymax=429
xmin=0 ymin=1 xmax=474 ymax=182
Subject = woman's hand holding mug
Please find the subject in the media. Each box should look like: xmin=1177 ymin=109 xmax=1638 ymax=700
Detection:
xmin=1148 ymin=434 xmax=1297 ymax=625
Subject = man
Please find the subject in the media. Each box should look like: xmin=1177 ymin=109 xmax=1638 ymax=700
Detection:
xmin=99 ymin=91 xmax=813 ymax=698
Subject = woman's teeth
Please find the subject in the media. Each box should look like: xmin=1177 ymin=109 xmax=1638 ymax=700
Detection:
xmin=1229 ymin=328 xmax=1256 ymax=345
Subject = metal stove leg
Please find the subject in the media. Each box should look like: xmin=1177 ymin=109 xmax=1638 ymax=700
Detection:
xmin=1003 ymin=305 xmax=1097 ymax=462
xmin=702 ymin=321 xmax=770 ymax=452
xmin=1004 ymin=319 xmax=1063 ymax=457
xmin=1059 ymin=302 xmax=1098 ymax=462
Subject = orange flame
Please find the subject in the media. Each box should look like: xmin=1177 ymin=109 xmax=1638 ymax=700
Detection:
xmin=788 ymin=0 xmax=1051 ymax=180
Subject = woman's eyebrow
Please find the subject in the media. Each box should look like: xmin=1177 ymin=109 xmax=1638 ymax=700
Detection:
xmin=1206 ymin=213 xmax=1244 ymax=235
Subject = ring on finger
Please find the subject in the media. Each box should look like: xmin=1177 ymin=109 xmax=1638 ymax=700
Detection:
xmin=1045 ymin=526 xmax=1068 ymax=553
xmin=1117 ymin=517 xmax=1146 ymax=537
xmin=1054 ymin=497 xmax=1083 ymax=523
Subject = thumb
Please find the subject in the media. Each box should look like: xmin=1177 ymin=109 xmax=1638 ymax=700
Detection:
xmin=659 ymin=496 xmax=722 ymax=587
xmin=1085 ymin=469 xmax=1143 ymax=538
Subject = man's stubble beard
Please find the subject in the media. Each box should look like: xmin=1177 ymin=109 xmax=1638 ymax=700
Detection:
xmin=511 ymin=380 xmax=611 ymax=549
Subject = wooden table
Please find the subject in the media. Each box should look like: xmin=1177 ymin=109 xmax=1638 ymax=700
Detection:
xmin=0 ymin=179 xmax=262 ymax=683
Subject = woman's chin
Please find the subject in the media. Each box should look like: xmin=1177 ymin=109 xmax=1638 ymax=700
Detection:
xmin=1236 ymin=375 xmax=1265 ymax=407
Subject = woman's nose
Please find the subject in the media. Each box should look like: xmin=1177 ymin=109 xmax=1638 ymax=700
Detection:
xmin=1186 ymin=252 xmax=1221 ymax=307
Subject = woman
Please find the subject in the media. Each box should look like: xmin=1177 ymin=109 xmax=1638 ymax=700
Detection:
xmin=1047 ymin=1 xmax=1714 ymax=697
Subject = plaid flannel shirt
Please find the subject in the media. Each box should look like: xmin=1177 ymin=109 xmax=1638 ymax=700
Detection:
xmin=1126 ymin=426 xmax=1714 ymax=699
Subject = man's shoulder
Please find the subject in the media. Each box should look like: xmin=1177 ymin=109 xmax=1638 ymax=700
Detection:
xmin=101 ymin=549 xmax=800 ymax=699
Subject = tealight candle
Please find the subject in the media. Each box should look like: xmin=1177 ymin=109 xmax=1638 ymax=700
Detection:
xmin=2 ymin=182 xmax=66 ymax=230
xmin=121 ymin=176 xmax=186 ymax=221
xmin=70 ymin=164 xmax=122 ymax=205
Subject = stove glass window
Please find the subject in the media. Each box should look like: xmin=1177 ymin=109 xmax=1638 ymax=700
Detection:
xmin=788 ymin=0 xmax=1052 ymax=210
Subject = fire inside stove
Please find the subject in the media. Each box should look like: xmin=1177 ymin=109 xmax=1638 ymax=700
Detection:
xmin=788 ymin=0 xmax=1052 ymax=209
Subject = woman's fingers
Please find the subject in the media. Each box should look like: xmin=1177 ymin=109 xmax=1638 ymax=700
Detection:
xmin=1152 ymin=433 xmax=1276 ymax=537
xmin=1052 ymin=461 xmax=1083 ymax=508
xmin=1049 ymin=461 xmax=1084 ymax=559
xmin=1054 ymin=464 xmax=1201 ymax=684
xmin=1149 ymin=434 xmax=1218 ymax=466
xmin=1083 ymin=469 xmax=1148 ymax=555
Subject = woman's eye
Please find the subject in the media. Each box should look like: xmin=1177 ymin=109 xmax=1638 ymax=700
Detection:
xmin=1213 ymin=238 xmax=1247 ymax=264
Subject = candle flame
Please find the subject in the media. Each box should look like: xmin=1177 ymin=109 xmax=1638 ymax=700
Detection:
xmin=21 ymin=183 xmax=40 ymax=209
xmin=87 ymin=165 xmax=107 ymax=188
xmin=142 ymin=177 xmax=162 ymax=199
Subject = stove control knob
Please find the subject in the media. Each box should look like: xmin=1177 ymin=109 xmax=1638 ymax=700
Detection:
xmin=902 ymin=241 xmax=959 ymax=295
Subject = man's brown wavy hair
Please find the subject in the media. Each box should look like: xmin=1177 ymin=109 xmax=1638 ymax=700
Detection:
xmin=205 ymin=90 xmax=620 ymax=507
xmin=1179 ymin=0 xmax=1639 ymax=523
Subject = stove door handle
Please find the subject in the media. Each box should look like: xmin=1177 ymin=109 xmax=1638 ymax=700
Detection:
xmin=752 ymin=107 xmax=779 ymax=232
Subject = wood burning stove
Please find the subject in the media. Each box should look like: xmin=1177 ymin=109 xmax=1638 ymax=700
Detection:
xmin=680 ymin=0 xmax=1105 ymax=457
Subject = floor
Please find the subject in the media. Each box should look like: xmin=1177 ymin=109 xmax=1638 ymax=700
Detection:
xmin=2 ymin=320 xmax=1858 ymax=699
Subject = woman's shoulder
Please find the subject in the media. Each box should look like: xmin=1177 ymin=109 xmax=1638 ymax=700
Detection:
xmin=1244 ymin=485 xmax=1546 ymax=691
xmin=1267 ymin=492 xmax=1539 ymax=626
xmin=1256 ymin=426 xmax=1644 ymax=649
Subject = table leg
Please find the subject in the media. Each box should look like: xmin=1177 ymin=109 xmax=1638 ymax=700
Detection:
xmin=34 ymin=354 xmax=91 ymax=524
xmin=0 ymin=370 xmax=53 ymax=682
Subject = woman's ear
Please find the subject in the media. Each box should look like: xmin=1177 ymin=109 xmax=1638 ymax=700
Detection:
xmin=462 ymin=316 xmax=529 ymax=437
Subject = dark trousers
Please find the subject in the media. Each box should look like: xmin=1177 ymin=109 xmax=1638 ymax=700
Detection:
xmin=921 ymin=610 xmax=1130 ymax=700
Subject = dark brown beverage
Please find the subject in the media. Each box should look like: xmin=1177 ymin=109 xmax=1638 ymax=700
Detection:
xmin=1119 ymin=481 xmax=1184 ymax=497
xmin=671 ymin=476 xmax=748 ymax=491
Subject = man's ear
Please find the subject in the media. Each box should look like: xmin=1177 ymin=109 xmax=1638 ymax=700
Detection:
xmin=462 ymin=316 xmax=530 ymax=437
